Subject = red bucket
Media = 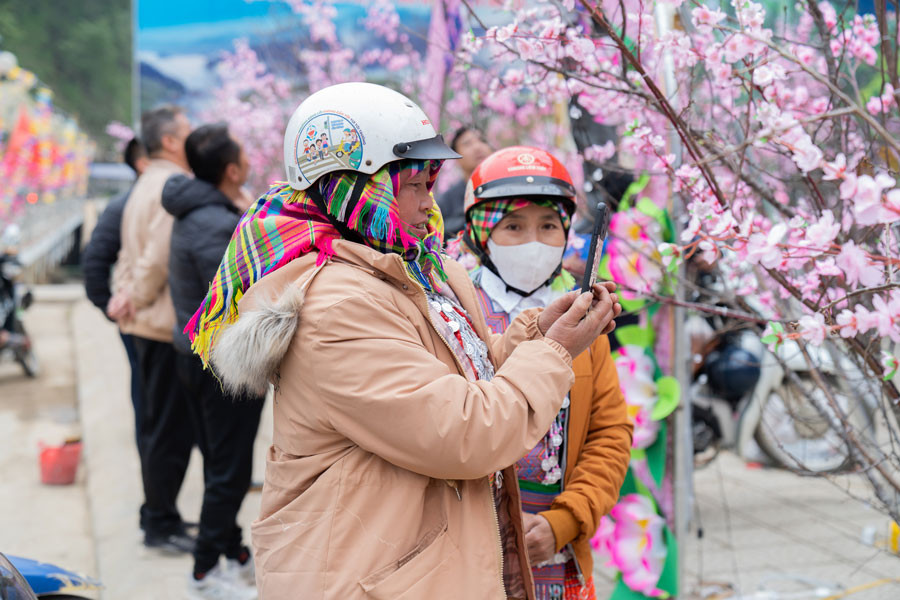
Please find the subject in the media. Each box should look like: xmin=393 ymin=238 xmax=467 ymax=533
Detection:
xmin=39 ymin=440 xmax=82 ymax=485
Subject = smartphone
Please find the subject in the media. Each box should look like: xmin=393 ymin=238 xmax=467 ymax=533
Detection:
xmin=580 ymin=202 xmax=611 ymax=294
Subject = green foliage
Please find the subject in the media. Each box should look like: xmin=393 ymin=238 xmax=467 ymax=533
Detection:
xmin=0 ymin=0 xmax=131 ymax=151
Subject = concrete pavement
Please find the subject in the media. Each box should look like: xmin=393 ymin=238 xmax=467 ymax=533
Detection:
xmin=71 ymin=291 xmax=269 ymax=599
xmin=3 ymin=286 xmax=900 ymax=599
xmin=0 ymin=289 xmax=97 ymax=598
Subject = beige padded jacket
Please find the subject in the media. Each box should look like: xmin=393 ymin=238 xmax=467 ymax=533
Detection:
xmin=114 ymin=158 xmax=186 ymax=342
xmin=210 ymin=240 xmax=576 ymax=599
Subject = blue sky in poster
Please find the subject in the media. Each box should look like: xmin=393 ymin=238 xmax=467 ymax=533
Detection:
xmin=139 ymin=0 xmax=294 ymax=28
xmin=136 ymin=0 xmax=432 ymax=112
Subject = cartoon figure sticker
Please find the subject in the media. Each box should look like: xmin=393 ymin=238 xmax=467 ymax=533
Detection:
xmin=294 ymin=112 xmax=363 ymax=185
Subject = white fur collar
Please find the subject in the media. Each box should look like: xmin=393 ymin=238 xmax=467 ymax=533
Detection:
xmin=210 ymin=284 xmax=305 ymax=396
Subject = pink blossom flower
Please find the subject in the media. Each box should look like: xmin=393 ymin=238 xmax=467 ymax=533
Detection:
xmin=836 ymin=241 xmax=883 ymax=288
xmin=822 ymin=153 xmax=846 ymax=181
xmin=753 ymin=63 xmax=786 ymax=86
xmin=517 ymin=38 xmax=541 ymax=61
xmin=798 ymin=312 xmax=828 ymax=345
xmin=502 ymin=68 xmax=524 ymax=86
xmin=803 ymin=211 xmax=839 ymax=251
xmin=494 ymin=24 xmax=516 ymax=43
xmin=745 ymin=223 xmax=786 ymax=269
xmin=883 ymin=189 xmax=900 ymax=223
xmin=565 ymin=37 xmax=594 ymax=62
xmin=858 ymin=44 xmax=878 ymax=66
xmin=808 ymin=97 xmax=829 ymax=113
xmin=584 ymin=141 xmax=616 ymax=164
xmin=872 ymin=295 xmax=900 ymax=342
xmin=592 ymin=495 xmax=668 ymax=597
xmin=658 ymin=243 xmax=681 ymax=269
xmin=105 ymin=121 xmax=135 ymax=152
xmin=615 ymin=345 xmax=663 ymax=449
xmin=792 ymin=141 xmax=824 ymax=174
xmin=839 ymin=173 xmax=858 ymax=200
xmin=723 ymin=34 xmax=754 ymax=63
xmin=829 ymin=36 xmax=844 ymax=57
xmin=867 ymin=84 xmax=896 ymax=115
xmin=816 ymin=257 xmax=843 ymax=277
xmin=855 ymin=305 xmax=878 ymax=334
xmin=692 ymin=6 xmax=727 ymax=33
xmin=853 ymin=173 xmax=896 ymax=225
xmin=819 ymin=2 xmax=838 ymax=32
xmin=836 ymin=309 xmax=859 ymax=337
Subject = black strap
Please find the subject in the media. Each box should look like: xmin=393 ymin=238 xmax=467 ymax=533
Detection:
xmin=307 ymin=175 xmax=369 ymax=246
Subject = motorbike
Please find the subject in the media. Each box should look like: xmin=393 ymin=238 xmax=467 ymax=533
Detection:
xmin=0 ymin=552 xmax=101 ymax=599
xmin=690 ymin=321 xmax=877 ymax=474
xmin=0 ymin=225 xmax=38 ymax=378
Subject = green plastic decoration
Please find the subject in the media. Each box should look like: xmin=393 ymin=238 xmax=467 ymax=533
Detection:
xmin=650 ymin=376 xmax=680 ymax=421
xmin=613 ymin=324 xmax=655 ymax=350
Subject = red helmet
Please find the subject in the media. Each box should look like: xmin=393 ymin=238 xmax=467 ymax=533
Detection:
xmin=464 ymin=146 xmax=577 ymax=215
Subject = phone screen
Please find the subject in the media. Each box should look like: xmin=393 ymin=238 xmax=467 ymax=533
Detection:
xmin=580 ymin=202 xmax=611 ymax=294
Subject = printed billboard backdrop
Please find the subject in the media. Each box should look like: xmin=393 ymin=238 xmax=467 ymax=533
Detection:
xmin=137 ymin=0 xmax=432 ymax=116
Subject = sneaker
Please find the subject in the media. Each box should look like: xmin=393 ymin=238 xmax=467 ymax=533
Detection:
xmin=187 ymin=564 xmax=257 ymax=600
xmin=223 ymin=553 xmax=255 ymax=587
xmin=144 ymin=529 xmax=196 ymax=555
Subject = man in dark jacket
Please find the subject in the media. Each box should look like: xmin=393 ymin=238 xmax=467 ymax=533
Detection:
xmin=436 ymin=126 xmax=491 ymax=241
xmin=82 ymin=137 xmax=149 ymax=441
xmin=163 ymin=123 xmax=261 ymax=599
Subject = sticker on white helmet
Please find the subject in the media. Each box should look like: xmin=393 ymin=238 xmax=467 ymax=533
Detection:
xmin=294 ymin=111 xmax=364 ymax=185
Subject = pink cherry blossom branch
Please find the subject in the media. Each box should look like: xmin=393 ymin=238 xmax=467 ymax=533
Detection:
xmin=766 ymin=267 xmax=900 ymax=403
xmin=690 ymin=107 xmax=858 ymax=169
xmin=793 ymin=341 xmax=900 ymax=502
xmin=731 ymin=27 xmax=900 ymax=159
xmin=578 ymin=0 xmax=729 ymax=206
xmin=619 ymin=286 xmax=771 ymax=325
xmin=458 ymin=0 xmax=654 ymax=104
xmin=820 ymin=283 xmax=900 ymax=313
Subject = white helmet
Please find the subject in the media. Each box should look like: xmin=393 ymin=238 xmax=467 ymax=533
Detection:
xmin=283 ymin=82 xmax=461 ymax=191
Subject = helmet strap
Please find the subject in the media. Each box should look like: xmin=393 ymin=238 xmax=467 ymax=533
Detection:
xmin=308 ymin=174 xmax=369 ymax=247
xmin=462 ymin=234 xmax=562 ymax=298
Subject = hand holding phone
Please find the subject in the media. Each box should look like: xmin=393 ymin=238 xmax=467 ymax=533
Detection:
xmin=580 ymin=202 xmax=611 ymax=294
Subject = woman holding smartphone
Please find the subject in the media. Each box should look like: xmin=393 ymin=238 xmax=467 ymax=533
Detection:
xmin=455 ymin=146 xmax=633 ymax=600
xmin=186 ymin=86 xmax=622 ymax=599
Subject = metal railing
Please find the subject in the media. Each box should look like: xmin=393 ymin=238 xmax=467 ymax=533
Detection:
xmin=15 ymin=198 xmax=87 ymax=282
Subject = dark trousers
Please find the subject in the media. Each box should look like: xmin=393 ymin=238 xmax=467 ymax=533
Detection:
xmin=119 ymin=332 xmax=143 ymax=454
xmin=175 ymin=352 xmax=264 ymax=573
xmin=133 ymin=336 xmax=195 ymax=536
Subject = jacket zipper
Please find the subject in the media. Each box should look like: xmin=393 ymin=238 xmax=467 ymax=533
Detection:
xmin=488 ymin=478 xmax=508 ymax=600
xmin=407 ymin=276 xmax=508 ymax=599
xmin=558 ymin=398 xmax=586 ymax=587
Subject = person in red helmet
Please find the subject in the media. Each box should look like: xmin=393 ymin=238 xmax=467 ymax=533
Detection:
xmin=458 ymin=146 xmax=633 ymax=600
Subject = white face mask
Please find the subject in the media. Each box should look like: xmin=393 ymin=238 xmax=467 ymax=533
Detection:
xmin=486 ymin=239 xmax=565 ymax=294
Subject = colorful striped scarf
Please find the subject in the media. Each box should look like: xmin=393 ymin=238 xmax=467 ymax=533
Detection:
xmin=186 ymin=159 xmax=446 ymax=366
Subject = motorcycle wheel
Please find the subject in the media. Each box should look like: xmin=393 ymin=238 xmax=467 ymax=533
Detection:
xmin=754 ymin=373 xmax=871 ymax=474
xmin=12 ymin=321 xmax=38 ymax=378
